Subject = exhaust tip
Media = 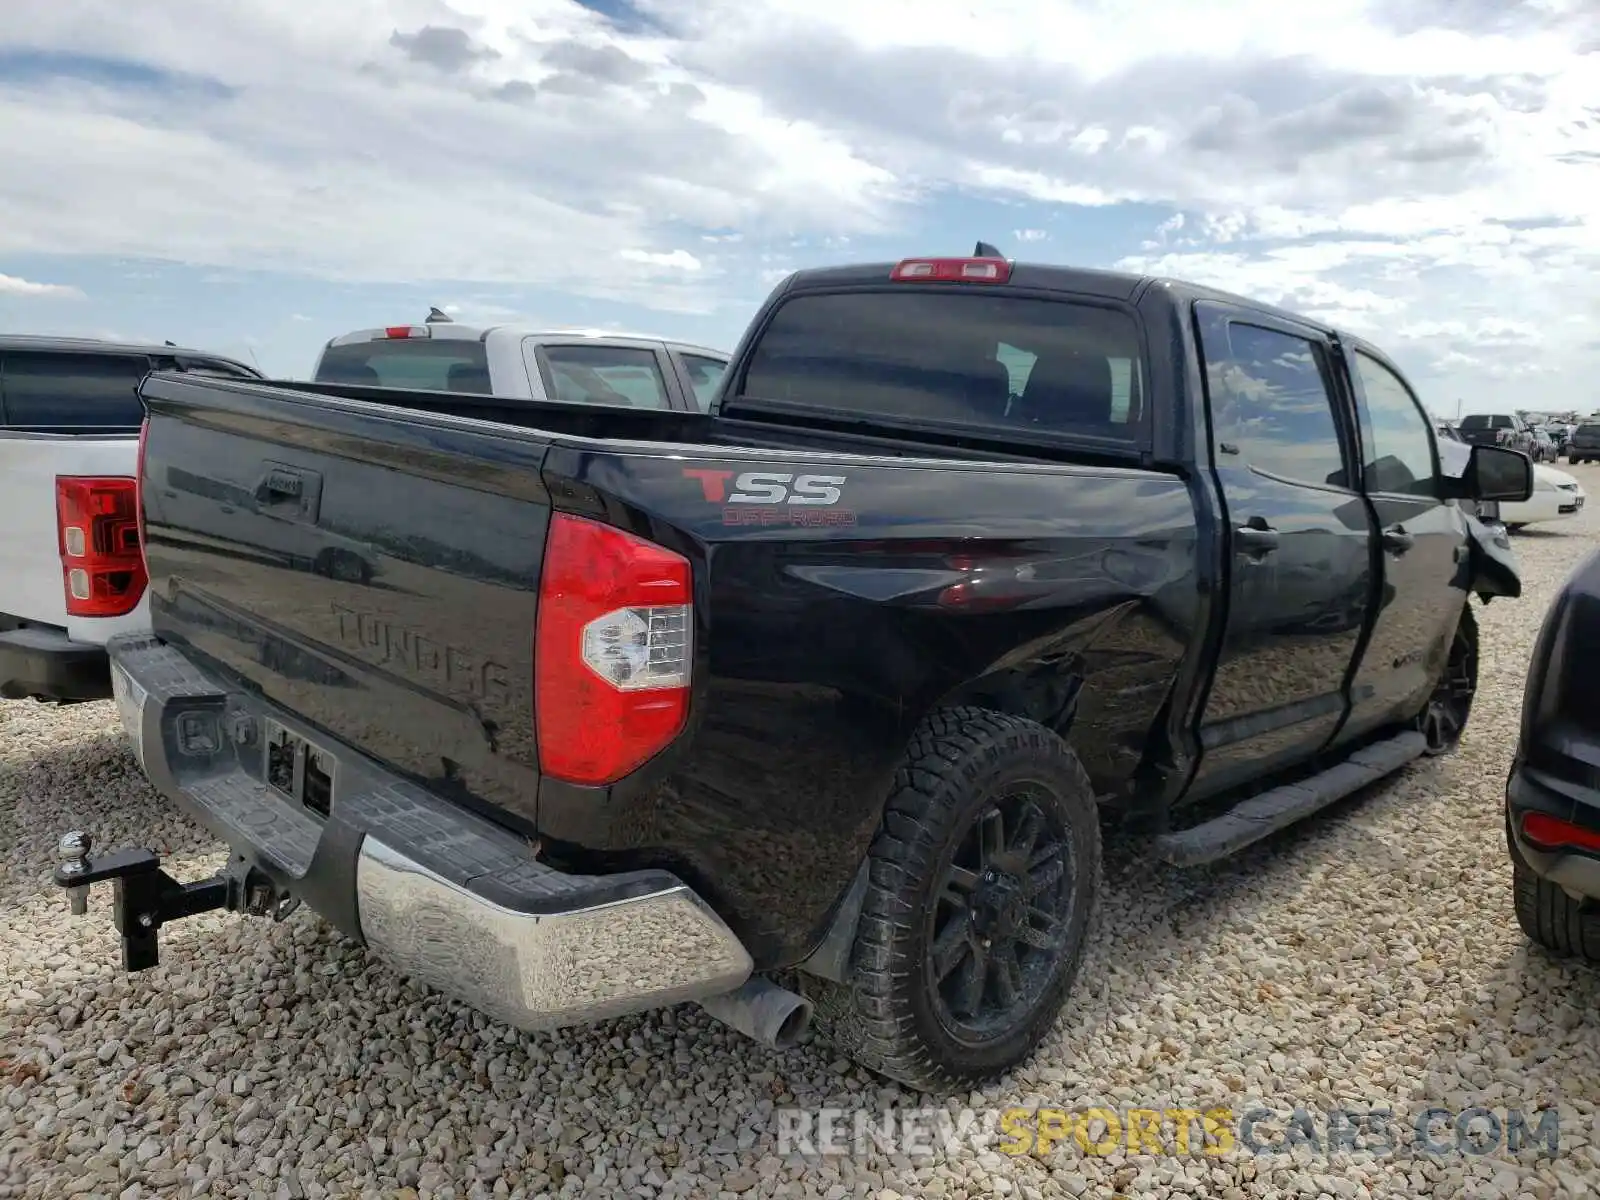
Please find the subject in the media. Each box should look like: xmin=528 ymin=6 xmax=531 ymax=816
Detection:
xmin=770 ymin=993 xmax=814 ymax=1051
xmin=697 ymin=977 xmax=813 ymax=1050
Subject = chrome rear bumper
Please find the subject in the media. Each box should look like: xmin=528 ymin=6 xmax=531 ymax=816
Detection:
xmin=107 ymin=634 xmax=753 ymax=1031
xmin=355 ymin=838 xmax=752 ymax=1030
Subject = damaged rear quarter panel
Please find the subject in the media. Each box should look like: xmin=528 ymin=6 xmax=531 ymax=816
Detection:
xmin=535 ymin=443 xmax=1201 ymax=967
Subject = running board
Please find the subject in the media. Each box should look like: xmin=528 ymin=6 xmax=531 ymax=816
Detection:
xmin=1154 ymin=730 xmax=1428 ymax=867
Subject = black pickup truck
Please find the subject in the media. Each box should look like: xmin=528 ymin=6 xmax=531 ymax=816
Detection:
xmin=55 ymin=252 xmax=1531 ymax=1090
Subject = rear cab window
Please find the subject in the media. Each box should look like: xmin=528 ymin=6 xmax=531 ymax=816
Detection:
xmin=535 ymin=344 xmax=672 ymax=410
xmin=0 ymin=350 xmax=150 ymax=431
xmin=732 ymin=290 xmax=1148 ymax=446
xmin=314 ymin=336 xmax=491 ymax=394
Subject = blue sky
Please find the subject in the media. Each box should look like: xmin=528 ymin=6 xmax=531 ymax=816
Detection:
xmin=2 ymin=1 xmax=1597 ymax=414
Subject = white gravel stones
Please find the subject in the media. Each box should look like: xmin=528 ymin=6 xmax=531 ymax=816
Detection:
xmin=5 ymin=484 xmax=1600 ymax=1199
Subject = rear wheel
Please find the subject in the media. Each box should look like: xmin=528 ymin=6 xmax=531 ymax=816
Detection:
xmin=1509 ymin=818 xmax=1600 ymax=963
xmin=1418 ymin=608 xmax=1477 ymax=756
xmin=808 ymin=707 xmax=1100 ymax=1091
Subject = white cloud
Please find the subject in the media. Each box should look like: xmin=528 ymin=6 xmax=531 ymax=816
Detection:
xmin=1013 ymin=228 xmax=1048 ymax=242
xmin=0 ymin=273 xmax=83 ymax=299
xmin=618 ymin=248 xmax=703 ymax=270
xmin=0 ymin=0 xmax=1595 ymax=406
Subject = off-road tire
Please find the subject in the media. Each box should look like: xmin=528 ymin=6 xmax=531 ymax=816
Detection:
xmin=1509 ymin=818 xmax=1600 ymax=963
xmin=807 ymin=706 xmax=1100 ymax=1091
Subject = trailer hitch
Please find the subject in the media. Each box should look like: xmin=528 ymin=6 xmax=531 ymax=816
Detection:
xmin=53 ymin=831 xmax=234 ymax=972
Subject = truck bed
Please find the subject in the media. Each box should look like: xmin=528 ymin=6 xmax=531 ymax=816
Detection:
xmin=132 ymin=372 xmax=1202 ymax=967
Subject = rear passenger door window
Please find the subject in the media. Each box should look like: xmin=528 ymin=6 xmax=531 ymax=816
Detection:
xmin=1350 ymin=351 xmax=1439 ymax=497
xmin=1 ymin=351 xmax=150 ymax=430
xmin=678 ymin=353 xmax=727 ymax=412
xmin=534 ymin=344 xmax=672 ymax=410
xmin=1201 ymin=320 xmax=1350 ymax=488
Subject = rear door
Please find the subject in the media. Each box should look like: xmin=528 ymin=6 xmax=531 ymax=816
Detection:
xmin=1336 ymin=340 xmax=1468 ymax=743
xmin=1189 ymin=302 xmax=1375 ymax=799
xmin=524 ymin=339 xmax=694 ymax=412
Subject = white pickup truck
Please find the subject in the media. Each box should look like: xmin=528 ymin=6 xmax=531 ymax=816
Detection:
xmin=309 ymin=310 xmax=729 ymax=412
xmin=0 ymin=337 xmax=261 ymax=703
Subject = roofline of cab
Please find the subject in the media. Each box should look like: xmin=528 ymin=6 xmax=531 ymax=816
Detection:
xmin=321 ymin=326 xmax=729 ymax=361
xmin=0 ymin=335 xmax=261 ymax=375
xmin=771 ymin=261 xmax=1352 ymax=339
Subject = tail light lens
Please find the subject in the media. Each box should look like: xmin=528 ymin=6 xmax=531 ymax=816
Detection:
xmin=535 ymin=512 xmax=693 ymax=786
xmin=1521 ymin=812 xmax=1600 ymax=854
xmin=55 ymin=477 xmax=147 ymax=618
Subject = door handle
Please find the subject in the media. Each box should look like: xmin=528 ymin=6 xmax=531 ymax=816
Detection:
xmin=1234 ymin=518 xmax=1279 ymax=559
xmin=1382 ymin=525 xmax=1414 ymax=555
xmin=257 ymin=468 xmax=304 ymax=502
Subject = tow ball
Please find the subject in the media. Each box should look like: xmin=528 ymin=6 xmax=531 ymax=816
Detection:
xmin=52 ymin=831 xmax=251 ymax=972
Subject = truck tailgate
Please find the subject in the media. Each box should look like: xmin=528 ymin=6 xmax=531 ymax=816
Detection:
xmin=137 ymin=376 xmax=552 ymax=829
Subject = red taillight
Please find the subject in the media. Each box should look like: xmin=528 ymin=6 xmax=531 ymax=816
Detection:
xmin=1521 ymin=812 xmax=1600 ymax=854
xmin=890 ymin=257 xmax=1011 ymax=284
xmin=55 ymin=476 xmax=148 ymax=618
xmin=535 ymin=512 xmax=693 ymax=786
xmin=384 ymin=326 xmax=428 ymax=339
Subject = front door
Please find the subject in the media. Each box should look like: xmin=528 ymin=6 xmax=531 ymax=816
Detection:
xmin=1336 ymin=340 xmax=1469 ymax=743
xmin=1189 ymin=303 xmax=1375 ymax=801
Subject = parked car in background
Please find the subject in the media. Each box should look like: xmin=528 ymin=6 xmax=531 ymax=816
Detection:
xmin=1496 ymin=464 xmax=1587 ymax=531
xmin=1507 ymin=546 xmax=1600 ymax=964
xmin=1458 ymin=412 xmax=1536 ymax=457
xmin=311 ymin=311 xmax=729 ymax=413
xmin=1528 ymin=427 xmax=1558 ymax=463
xmin=1566 ymin=422 xmax=1600 ymax=464
xmin=0 ymin=336 xmax=261 ymax=703
xmin=1436 ymin=422 xmax=1503 ymax=524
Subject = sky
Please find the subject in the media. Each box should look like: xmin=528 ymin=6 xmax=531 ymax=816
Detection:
xmin=0 ymin=0 xmax=1596 ymax=416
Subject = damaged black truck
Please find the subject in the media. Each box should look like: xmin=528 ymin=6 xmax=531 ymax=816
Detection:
xmin=57 ymin=254 xmax=1530 ymax=1090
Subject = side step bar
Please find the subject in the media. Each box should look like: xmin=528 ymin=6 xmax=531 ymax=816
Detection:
xmin=1154 ymin=730 xmax=1428 ymax=867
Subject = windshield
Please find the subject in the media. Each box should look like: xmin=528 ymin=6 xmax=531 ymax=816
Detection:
xmin=314 ymin=337 xmax=491 ymax=393
xmin=737 ymin=290 xmax=1146 ymax=442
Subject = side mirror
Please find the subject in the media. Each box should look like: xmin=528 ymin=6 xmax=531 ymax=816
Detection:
xmin=1464 ymin=443 xmax=1534 ymax=503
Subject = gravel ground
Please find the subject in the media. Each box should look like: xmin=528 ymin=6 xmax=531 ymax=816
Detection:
xmin=4 ymin=478 xmax=1600 ymax=1200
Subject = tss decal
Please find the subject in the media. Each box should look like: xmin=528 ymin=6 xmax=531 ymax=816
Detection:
xmin=683 ymin=469 xmax=847 ymax=506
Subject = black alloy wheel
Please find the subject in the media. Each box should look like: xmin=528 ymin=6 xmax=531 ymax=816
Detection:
xmin=927 ymin=789 xmax=1075 ymax=1045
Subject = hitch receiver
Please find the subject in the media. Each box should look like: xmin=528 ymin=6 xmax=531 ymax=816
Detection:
xmin=53 ymin=831 xmax=230 ymax=972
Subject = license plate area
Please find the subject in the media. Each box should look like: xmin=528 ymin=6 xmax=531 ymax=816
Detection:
xmin=263 ymin=719 xmax=336 ymax=819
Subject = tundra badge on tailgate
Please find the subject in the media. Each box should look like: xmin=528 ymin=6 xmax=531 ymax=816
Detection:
xmin=681 ymin=468 xmax=857 ymax=528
